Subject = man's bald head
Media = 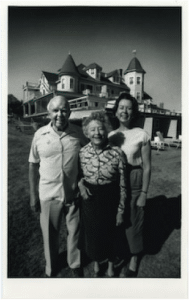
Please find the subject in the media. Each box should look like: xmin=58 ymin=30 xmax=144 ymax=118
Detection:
xmin=47 ymin=95 xmax=70 ymax=113
xmin=47 ymin=95 xmax=71 ymax=131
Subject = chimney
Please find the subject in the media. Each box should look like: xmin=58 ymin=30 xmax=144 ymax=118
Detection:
xmin=119 ymin=69 xmax=123 ymax=77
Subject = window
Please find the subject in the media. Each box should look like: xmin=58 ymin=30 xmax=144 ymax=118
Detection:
xmin=136 ymin=92 xmax=140 ymax=100
xmin=87 ymin=85 xmax=93 ymax=93
xmin=25 ymin=104 xmax=28 ymax=114
xmin=155 ymin=119 xmax=159 ymax=129
xmin=111 ymin=90 xmax=114 ymax=95
xmin=62 ymin=78 xmax=65 ymax=89
xmin=70 ymin=78 xmax=74 ymax=89
xmin=129 ymin=77 xmax=133 ymax=84
xmin=91 ymin=69 xmax=94 ymax=74
xmin=137 ymin=77 xmax=141 ymax=84
xmin=81 ymin=84 xmax=85 ymax=91
xmin=31 ymin=103 xmax=35 ymax=114
xmin=24 ymin=90 xmax=27 ymax=100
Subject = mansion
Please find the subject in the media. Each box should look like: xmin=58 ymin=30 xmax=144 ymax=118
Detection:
xmin=22 ymin=53 xmax=153 ymax=117
xmin=21 ymin=53 xmax=181 ymax=140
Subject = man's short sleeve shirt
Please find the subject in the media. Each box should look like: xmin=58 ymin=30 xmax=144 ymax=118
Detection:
xmin=29 ymin=122 xmax=83 ymax=203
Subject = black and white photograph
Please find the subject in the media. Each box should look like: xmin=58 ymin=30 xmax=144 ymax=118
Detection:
xmin=2 ymin=1 xmax=188 ymax=299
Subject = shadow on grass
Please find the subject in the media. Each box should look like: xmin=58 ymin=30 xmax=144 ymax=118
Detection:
xmin=7 ymin=194 xmax=181 ymax=278
xmin=143 ymin=194 xmax=181 ymax=255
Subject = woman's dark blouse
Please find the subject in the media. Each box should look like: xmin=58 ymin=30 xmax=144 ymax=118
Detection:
xmin=79 ymin=142 xmax=127 ymax=214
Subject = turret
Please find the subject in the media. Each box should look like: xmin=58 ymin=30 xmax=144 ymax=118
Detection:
xmin=57 ymin=53 xmax=80 ymax=93
xmin=124 ymin=51 xmax=146 ymax=102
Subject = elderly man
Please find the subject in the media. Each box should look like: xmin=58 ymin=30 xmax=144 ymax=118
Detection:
xmin=29 ymin=95 xmax=86 ymax=277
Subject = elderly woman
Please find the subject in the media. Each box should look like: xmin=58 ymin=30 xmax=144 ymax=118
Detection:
xmin=78 ymin=111 xmax=127 ymax=277
xmin=109 ymin=92 xmax=151 ymax=277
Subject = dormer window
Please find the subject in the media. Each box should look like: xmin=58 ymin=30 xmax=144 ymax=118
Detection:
xmin=91 ymin=69 xmax=94 ymax=74
xmin=137 ymin=77 xmax=141 ymax=84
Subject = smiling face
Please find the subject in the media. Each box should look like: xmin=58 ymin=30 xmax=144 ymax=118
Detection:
xmin=49 ymin=96 xmax=70 ymax=131
xmin=116 ymin=99 xmax=133 ymax=127
xmin=87 ymin=120 xmax=108 ymax=149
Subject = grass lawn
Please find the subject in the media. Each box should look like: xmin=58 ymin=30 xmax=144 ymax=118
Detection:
xmin=7 ymin=123 xmax=181 ymax=278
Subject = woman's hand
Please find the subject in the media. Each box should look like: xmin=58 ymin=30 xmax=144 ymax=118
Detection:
xmin=136 ymin=192 xmax=147 ymax=207
xmin=78 ymin=179 xmax=92 ymax=200
xmin=116 ymin=212 xmax=124 ymax=226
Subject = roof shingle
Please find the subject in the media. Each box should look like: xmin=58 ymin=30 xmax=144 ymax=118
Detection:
xmin=42 ymin=71 xmax=58 ymax=83
xmin=142 ymin=91 xmax=152 ymax=100
xmin=59 ymin=54 xmax=80 ymax=76
xmin=106 ymin=69 xmax=119 ymax=78
xmin=84 ymin=63 xmax=102 ymax=71
xmin=124 ymin=57 xmax=146 ymax=74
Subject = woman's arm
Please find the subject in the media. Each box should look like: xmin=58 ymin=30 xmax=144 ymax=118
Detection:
xmin=136 ymin=140 xmax=151 ymax=207
xmin=78 ymin=152 xmax=92 ymax=200
xmin=116 ymin=150 xmax=127 ymax=225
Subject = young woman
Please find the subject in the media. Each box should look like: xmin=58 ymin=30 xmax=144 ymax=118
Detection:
xmin=109 ymin=92 xmax=151 ymax=277
xmin=78 ymin=111 xmax=127 ymax=277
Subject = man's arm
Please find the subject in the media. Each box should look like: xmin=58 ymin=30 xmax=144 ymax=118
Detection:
xmin=29 ymin=162 xmax=40 ymax=212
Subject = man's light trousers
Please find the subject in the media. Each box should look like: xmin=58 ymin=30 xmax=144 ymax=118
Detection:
xmin=40 ymin=199 xmax=81 ymax=276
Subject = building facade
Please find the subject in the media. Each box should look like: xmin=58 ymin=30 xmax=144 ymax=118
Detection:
xmin=22 ymin=53 xmax=152 ymax=117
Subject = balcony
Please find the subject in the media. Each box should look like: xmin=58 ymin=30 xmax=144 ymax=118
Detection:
xmin=23 ymin=81 xmax=39 ymax=89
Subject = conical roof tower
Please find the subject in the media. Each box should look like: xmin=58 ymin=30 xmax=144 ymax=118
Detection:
xmin=59 ymin=53 xmax=80 ymax=76
xmin=124 ymin=53 xmax=146 ymax=102
xmin=124 ymin=57 xmax=146 ymax=75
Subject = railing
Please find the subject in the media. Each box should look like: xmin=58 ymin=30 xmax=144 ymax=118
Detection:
xmin=138 ymin=107 xmax=181 ymax=116
xmin=70 ymin=100 xmax=88 ymax=110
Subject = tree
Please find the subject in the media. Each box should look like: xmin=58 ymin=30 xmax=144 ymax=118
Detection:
xmin=8 ymin=94 xmax=23 ymax=116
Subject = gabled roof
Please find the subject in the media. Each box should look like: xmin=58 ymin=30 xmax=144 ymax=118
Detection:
xmin=142 ymin=91 xmax=152 ymax=100
xmin=42 ymin=71 xmax=58 ymax=83
xmin=77 ymin=64 xmax=88 ymax=77
xmin=84 ymin=63 xmax=102 ymax=71
xmin=76 ymin=64 xmax=102 ymax=82
xmin=124 ymin=57 xmax=146 ymax=74
xmin=100 ymin=74 xmax=130 ymax=91
xmin=57 ymin=55 xmax=130 ymax=89
xmin=106 ymin=69 xmax=120 ymax=78
xmin=59 ymin=54 xmax=80 ymax=76
xmin=78 ymin=63 xmax=86 ymax=71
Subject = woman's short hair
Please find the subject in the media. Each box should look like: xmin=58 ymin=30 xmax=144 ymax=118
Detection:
xmin=113 ymin=92 xmax=139 ymax=119
xmin=82 ymin=111 xmax=113 ymax=137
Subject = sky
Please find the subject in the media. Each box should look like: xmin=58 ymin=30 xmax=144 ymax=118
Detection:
xmin=7 ymin=5 xmax=182 ymax=111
